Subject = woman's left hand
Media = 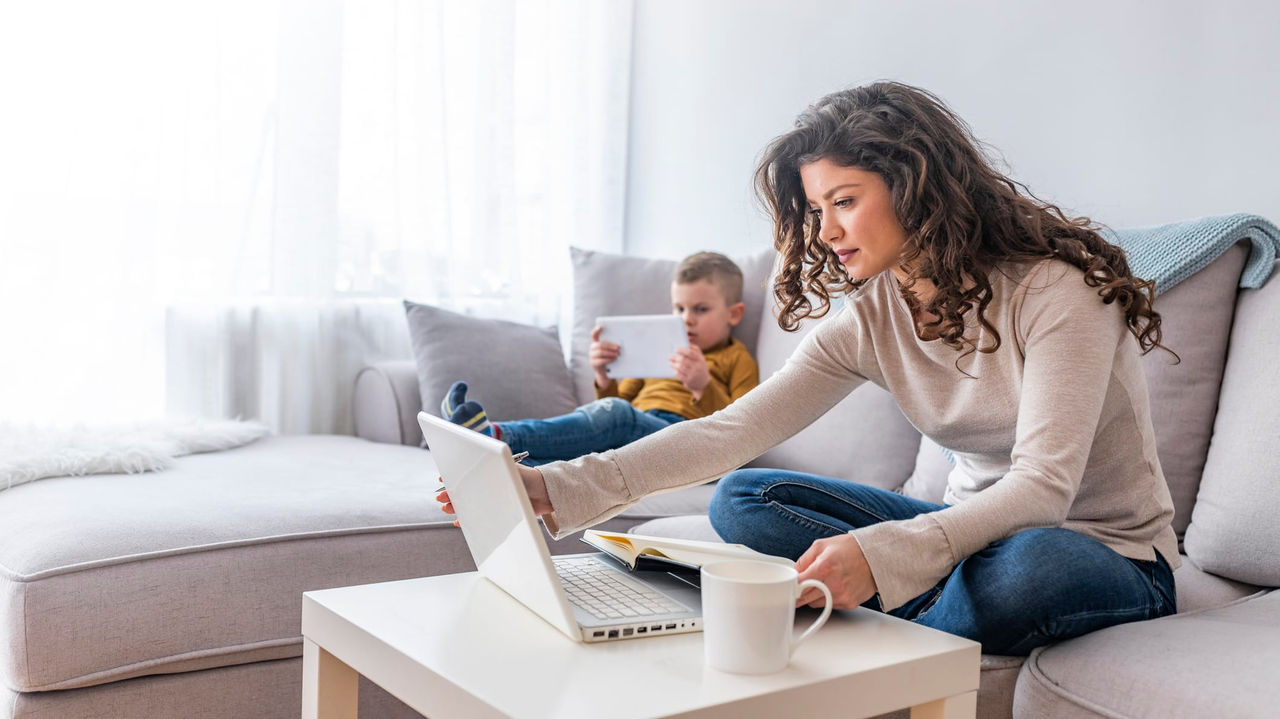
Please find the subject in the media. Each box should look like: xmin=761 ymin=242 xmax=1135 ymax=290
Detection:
xmin=794 ymin=533 xmax=878 ymax=609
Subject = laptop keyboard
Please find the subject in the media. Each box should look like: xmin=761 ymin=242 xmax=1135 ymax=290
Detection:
xmin=553 ymin=556 xmax=687 ymax=620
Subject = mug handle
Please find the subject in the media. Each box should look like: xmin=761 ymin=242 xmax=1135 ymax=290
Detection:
xmin=790 ymin=578 xmax=833 ymax=656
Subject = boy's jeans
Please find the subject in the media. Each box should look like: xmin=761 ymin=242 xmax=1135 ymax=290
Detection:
xmin=499 ymin=397 xmax=684 ymax=464
xmin=709 ymin=468 xmax=1176 ymax=656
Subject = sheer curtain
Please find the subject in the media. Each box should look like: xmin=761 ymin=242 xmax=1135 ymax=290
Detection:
xmin=0 ymin=0 xmax=632 ymax=431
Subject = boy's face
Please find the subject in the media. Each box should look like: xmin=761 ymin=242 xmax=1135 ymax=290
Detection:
xmin=670 ymin=279 xmax=744 ymax=352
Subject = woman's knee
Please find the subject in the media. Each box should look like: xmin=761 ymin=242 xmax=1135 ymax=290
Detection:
xmin=709 ymin=469 xmax=775 ymax=541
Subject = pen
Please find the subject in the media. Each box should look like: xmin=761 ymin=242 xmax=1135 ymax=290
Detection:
xmin=436 ymin=451 xmax=529 ymax=494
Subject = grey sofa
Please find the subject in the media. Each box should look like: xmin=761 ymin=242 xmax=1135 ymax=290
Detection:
xmin=1 ymin=242 xmax=1276 ymax=718
xmin=354 ymin=241 xmax=1280 ymax=718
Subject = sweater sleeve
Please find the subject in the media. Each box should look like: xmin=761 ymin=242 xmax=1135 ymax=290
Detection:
xmin=852 ymin=267 xmax=1130 ymax=610
xmin=538 ymin=312 xmax=865 ymax=536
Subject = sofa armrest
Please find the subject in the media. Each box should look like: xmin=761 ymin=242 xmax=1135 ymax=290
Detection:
xmin=353 ymin=361 xmax=424 ymax=446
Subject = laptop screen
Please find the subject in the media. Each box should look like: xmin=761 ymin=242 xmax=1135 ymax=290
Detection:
xmin=419 ymin=413 xmax=581 ymax=640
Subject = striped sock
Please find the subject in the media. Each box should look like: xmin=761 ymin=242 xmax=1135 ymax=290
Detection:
xmin=440 ymin=381 xmax=492 ymax=437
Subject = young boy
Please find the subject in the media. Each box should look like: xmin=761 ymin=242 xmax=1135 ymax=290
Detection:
xmin=440 ymin=251 xmax=759 ymax=464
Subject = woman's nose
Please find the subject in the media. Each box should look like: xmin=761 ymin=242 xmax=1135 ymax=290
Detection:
xmin=820 ymin=216 xmax=841 ymax=244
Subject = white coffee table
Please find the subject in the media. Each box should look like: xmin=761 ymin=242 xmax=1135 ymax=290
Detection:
xmin=302 ymin=572 xmax=980 ymax=719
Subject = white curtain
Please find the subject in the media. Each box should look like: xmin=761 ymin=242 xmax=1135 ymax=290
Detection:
xmin=0 ymin=0 xmax=633 ymax=431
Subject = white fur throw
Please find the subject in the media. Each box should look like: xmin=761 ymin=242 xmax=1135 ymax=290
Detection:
xmin=0 ymin=419 xmax=270 ymax=491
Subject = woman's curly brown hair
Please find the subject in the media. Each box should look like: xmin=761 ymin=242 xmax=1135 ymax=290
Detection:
xmin=755 ymin=81 xmax=1172 ymax=360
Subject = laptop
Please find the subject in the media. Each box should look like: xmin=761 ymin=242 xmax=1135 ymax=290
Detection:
xmin=419 ymin=412 xmax=702 ymax=643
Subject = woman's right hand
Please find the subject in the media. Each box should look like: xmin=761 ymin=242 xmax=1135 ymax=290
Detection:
xmin=589 ymin=326 xmax=619 ymax=388
xmin=434 ymin=464 xmax=554 ymax=522
xmin=518 ymin=463 xmax=554 ymax=516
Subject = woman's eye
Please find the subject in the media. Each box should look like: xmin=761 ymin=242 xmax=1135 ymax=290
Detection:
xmin=834 ymin=198 xmax=853 ymax=208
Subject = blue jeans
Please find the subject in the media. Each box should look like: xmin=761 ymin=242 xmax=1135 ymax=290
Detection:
xmin=709 ymin=468 xmax=1176 ymax=656
xmin=497 ymin=398 xmax=685 ymax=465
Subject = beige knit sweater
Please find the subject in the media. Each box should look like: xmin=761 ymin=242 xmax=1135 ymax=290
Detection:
xmin=538 ymin=259 xmax=1180 ymax=610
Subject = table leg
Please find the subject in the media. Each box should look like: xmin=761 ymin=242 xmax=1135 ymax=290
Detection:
xmin=910 ymin=690 xmax=977 ymax=719
xmin=303 ymin=638 xmax=359 ymax=719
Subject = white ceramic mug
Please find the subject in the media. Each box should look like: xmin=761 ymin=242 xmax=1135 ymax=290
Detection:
xmin=700 ymin=560 xmax=833 ymax=674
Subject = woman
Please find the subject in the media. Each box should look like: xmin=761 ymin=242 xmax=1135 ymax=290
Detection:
xmin=439 ymin=81 xmax=1179 ymax=655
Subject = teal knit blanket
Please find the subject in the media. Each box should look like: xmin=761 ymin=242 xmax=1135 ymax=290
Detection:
xmin=1103 ymin=213 xmax=1280 ymax=296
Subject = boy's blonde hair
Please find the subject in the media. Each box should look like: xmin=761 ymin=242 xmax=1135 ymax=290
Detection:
xmin=674 ymin=252 xmax=744 ymax=305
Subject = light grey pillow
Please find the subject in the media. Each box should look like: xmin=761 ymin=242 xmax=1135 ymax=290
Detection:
xmin=567 ymin=246 xmax=775 ymax=404
xmin=403 ymin=301 xmax=578 ymax=426
xmin=1183 ymin=260 xmax=1280 ymax=586
xmin=1140 ymin=242 xmax=1248 ymax=537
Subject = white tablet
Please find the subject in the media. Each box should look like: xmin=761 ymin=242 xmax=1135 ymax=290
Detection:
xmin=595 ymin=314 xmax=687 ymax=379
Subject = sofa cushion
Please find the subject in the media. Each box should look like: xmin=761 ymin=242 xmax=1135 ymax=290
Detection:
xmin=0 ymin=436 xmax=472 ymax=692
xmin=0 ymin=433 xmax=718 ymax=694
xmin=1173 ymin=554 xmax=1266 ymax=614
xmin=1139 ymin=242 xmax=1248 ymax=537
xmin=749 ymin=306 xmax=922 ymax=490
xmin=566 ymin=246 xmax=775 ymax=405
xmin=1184 ymin=260 xmax=1280 ymax=586
xmin=1014 ymin=590 xmax=1280 ymax=718
xmin=404 ymin=300 xmax=578 ymax=425
xmin=629 ymin=514 xmax=723 ymax=542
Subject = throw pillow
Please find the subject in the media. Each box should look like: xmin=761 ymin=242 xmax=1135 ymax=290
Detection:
xmin=1140 ymin=242 xmax=1247 ymax=537
xmin=403 ymin=301 xmax=579 ymax=427
xmin=567 ymin=246 xmax=775 ymax=404
xmin=1183 ymin=259 xmax=1280 ymax=586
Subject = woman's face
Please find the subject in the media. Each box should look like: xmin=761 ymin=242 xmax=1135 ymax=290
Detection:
xmin=800 ymin=158 xmax=909 ymax=283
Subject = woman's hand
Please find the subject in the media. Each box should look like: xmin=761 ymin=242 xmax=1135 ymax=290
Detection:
xmin=589 ymin=326 xmax=619 ymax=389
xmin=670 ymin=345 xmax=710 ymax=398
xmin=435 ymin=464 xmax=553 ymax=525
xmin=794 ymin=534 xmax=878 ymax=609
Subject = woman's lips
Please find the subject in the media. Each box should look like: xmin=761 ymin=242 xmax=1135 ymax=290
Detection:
xmin=835 ymin=249 xmax=858 ymax=264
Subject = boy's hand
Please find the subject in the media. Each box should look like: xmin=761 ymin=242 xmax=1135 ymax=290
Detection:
xmin=670 ymin=345 xmax=710 ymax=398
xmin=589 ymin=326 xmax=620 ymax=388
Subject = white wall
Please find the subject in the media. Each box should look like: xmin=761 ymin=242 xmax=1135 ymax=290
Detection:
xmin=624 ymin=0 xmax=1280 ymax=259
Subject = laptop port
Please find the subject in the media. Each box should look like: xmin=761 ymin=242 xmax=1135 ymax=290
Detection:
xmin=637 ymin=626 xmax=647 ymax=634
xmin=665 ymin=624 xmax=676 ymax=630
xmin=608 ymin=629 xmax=619 ymax=639
xmin=651 ymin=625 xmax=662 ymax=631
xmin=623 ymin=628 xmax=634 ymax=637
xmin=592 ymin=631 xmax=605 ymax=638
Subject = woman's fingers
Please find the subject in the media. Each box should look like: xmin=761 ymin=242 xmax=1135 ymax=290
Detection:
xmin=798 ymin=586 xmax=827 ymax=607
xmin=435 ymin=477 xmax=460 ymax=527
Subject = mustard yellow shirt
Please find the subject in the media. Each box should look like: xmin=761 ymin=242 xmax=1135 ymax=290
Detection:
xmin=594 ymin=337 xmax=759 ymax=420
